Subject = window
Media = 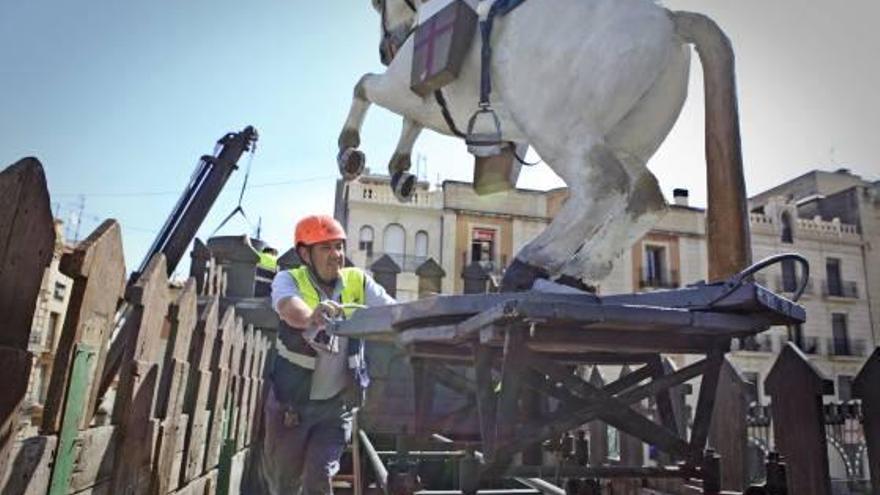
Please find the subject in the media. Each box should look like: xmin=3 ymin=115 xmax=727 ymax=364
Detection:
xmin=781 ymin=259 xmax=798 ymax=292
xmin=826 ymin=258 xmax=842 ymax=297
xmin=644 ymin=245 xmax=666 ymax=286
xmin=414 ymin=231 xmax=428 ymax=259
xmin=383 ymin=223 xmax=406 ymax=257
xmin=53 ymin=282 xmax=66 ymax=301
xmin=358 ymin=225 xmax=374 ymax=256
xmin=780 ymin=212 xmax=793 ymax=243
xmin=837 ymin=375 xmax=854 ymax=401
xmin=470 ymin=228 xmax=496 ymax=269
xmin=831 ymin=313 xmax=850 ymax=355
xmin=47 ymin=312 xmax=60 ymax=349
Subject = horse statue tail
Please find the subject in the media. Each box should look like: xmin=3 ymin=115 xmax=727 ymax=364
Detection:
xmin=671 ymin=11 xmax=752 ymax=282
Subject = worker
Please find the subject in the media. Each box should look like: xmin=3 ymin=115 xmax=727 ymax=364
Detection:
xmin=257 ymin=246 xmax=279 ymax=271
xmin=257 ymin=214 xmax=395 ymax=495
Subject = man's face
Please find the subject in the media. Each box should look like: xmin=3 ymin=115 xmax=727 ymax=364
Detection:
xmin=302 ymin=240 xmax=345 ymax=282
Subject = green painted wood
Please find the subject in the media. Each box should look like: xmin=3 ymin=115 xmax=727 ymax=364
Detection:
xmin=47 ymin=344 xmax=97 ymax=495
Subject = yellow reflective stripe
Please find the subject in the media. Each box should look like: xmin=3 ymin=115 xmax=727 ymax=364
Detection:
xmin=275 ymin=341 xmax=317 ymax=370
xmin=290 ymin=267 xmax=320 ymax=309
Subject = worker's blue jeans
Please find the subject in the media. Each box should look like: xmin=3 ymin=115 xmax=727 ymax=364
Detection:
xmin=259 ymin=386 xmax=353 ymax=495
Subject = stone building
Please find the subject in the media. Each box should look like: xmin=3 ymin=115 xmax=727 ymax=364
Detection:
xmin=26 ymin=219 xmax=73 ymax=426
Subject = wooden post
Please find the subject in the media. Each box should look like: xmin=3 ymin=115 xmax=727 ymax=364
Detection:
xmin=370 ymin=254 xmax=401 ymax=298
xmin=152 ymin=279 xmax=198 ymax=494
xmin=415 ymin=258 xmax=446 ymax=298
xmin=853 ymin=347 xmax=880 ymax=494
xmin=462 ymin=261 xmax=490 ymax=295
xmin=672 ymin=12 xmax=751 ymax=281
xmin=205 ymin=307 xmax=235 ymax=470
xmin=0 ymin=158 xmax=55 ymax=478
xmin=708 ymin=357 xmax=748 ymax=491
xmin=765 ymin=343 xmax=833 ymax=495
xmin=617 ymin=365 xmax=644 ymax=468
xmin=110 ymin=254 xmax=170 ymax=495
xmin=587 ymin=367 xmax=609 ymax=467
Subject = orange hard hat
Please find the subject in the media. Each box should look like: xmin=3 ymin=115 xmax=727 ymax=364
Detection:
xmin=294 ymin=214 xmax=347 ymax=246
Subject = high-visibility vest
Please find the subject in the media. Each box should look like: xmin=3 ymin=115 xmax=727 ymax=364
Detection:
xmin=271 ymin=266 xmax=368 ymax=405
xmin=257 ymin=251 xmax=278 ymax=271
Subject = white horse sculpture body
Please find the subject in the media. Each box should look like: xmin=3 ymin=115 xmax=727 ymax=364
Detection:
xmin=339 ymin=0 xmax=695 ymax=289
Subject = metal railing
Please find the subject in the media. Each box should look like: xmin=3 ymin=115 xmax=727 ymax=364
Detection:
xmin=821 ymin=280 xmax=859 ymax=299
xmin=773 ymin=275 xmax=813 ymax=295
xmin=638 ymin=269 xmax=679 ymax=289
xmin=826 ymin=338 xmax=867 ymax=357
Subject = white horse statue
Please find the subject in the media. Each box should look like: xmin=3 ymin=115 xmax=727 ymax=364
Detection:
xmin=338 ymin=0 xmax=736 ymax=291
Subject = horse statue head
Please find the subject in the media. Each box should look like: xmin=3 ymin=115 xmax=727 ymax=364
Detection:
xmin=372 ymin=0 xmax=417 ymax=65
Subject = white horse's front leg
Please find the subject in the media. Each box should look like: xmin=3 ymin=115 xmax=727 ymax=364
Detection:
xmin=387 ymin=118 xmax=423 ymax=201
xmin=337 ymin=75 xmax=377 ymax=181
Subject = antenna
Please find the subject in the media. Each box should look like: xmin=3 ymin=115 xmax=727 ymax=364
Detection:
xmin=72 ymin=195 xmax=85 ymax=243
xmin=256 ymin=216 xmax=262 ymax=240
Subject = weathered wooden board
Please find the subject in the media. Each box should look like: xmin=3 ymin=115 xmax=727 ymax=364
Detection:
xmin=765 ymin=343 xmax=833 ymax=495
xmin=153 ymin=280 xmax=198 ymax=495
xmin=0 ymin=158 xmax=55 ymax=474
xmin=708 ymin=357 xmax=748 ymax=491
xmin=43 ymin=220 xmax=126 ymax=433
xmin=69 ymin=425 xmax=117 ymax=493
xmin=111 ymin=255 xmax=169 ymax=494
xmin=0 ymin=435 xmax=57 ymax=495
xmin=853 ymin=347 xmax=880 ymax=494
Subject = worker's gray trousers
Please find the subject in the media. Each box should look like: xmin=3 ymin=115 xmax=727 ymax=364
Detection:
xmin=258 ymin=386 xmax=353 ymax=495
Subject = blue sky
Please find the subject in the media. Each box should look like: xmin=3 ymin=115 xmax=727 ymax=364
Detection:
xmin=2 ymin=0 xmax=878 ymax=277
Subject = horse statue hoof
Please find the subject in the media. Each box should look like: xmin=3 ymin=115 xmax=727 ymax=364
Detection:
xmin=390 ymin=171 xmax=416 ymax=202
xmin=500 ymin=258 xmax=550 ymax=292
xmin=338 ymin=147 xmax=366 ymax=181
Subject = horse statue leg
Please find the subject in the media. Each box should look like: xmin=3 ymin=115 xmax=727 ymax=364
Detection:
xmin=502 ymin=141 xmax=633 ymax=292
xmin=559 ymin=170 xmax=667 ymax=283
xmin=338 ymin=75 xmax=372 ymax=181
xmin=388 ymin=118 xmax=423 ymax=202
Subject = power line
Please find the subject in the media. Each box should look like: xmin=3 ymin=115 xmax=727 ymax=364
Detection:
xmin=51 ymin=175 xmax=335 ymax=198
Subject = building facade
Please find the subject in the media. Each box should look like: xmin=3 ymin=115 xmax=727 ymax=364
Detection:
xmin=26 ymin=219 xmax=73 ymax=427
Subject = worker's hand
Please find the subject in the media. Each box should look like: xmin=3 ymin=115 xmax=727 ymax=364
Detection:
xmin=312 ymin=299 xmax=343 ymax=328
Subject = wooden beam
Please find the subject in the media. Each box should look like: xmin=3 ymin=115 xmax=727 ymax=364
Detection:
xmin=688 ymin=347 xmax=726 ymax=463
xmin=472 ymin=344 xmax=498 ymax=458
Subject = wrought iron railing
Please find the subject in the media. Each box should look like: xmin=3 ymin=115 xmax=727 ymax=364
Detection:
xmin=821 ymin=280 xmax=859 ymax=299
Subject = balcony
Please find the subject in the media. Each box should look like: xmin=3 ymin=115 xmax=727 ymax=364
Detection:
xmin=826 ymin=338 xmax=867 ymax=357
xmin=638 ymin=269 xmax=679 ymax=290
xmin=772 ymin=275 xmax=814 ymax=296
xmin=821 ymin=280 xmax=859 ymax=299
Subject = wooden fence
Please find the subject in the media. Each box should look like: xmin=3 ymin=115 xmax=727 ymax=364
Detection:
xmin=0 ymin=158 xmax=270 ymax=495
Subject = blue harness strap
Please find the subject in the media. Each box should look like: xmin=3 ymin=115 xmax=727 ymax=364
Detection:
xmin=479 ymin=0 xmax=529 ymax=105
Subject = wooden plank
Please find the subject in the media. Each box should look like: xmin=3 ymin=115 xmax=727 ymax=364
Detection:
xmin=616 ymin=366 xmax=644 ymax=468
xmin=688 ymin=347 xmax=726 ymax=462
xmin=47 ymin=344 xmax=99 ymax=495
xmin=43 ymin=220 xmax=126 ymax=434
xmin=708 ymin=357 xmax=748 ymax=491
xmin=110 ymin=255 xmax=169 ymax=495
xmin=0 ymin=158 xmax=55 ymax=349
xmin=494 ymin=325 xmax=528 ymax=463
xmin=0 ymin=435 xmax=57 ymax=495
xmin=205 ymin=307 xmax=236 ymax=470
xmin=181 ymin=297 xmax=219 ymax=484
xmin=765 ymin=343 xmax=833 ymax=495
xmin=69 ymin=425 xmax=117 ymax=493
xmin=852 ymin=347 xmax=880 ymax=494
xmin=587 ymin=367 xmax=608 ymax=467
xmin=0 ymin=158 xmax=55 ymax=475
xmin=153 ymin=280 xmax=198 ymax=495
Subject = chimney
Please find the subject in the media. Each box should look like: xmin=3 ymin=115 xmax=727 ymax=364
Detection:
xmin=673 ymin=188 xmax=689 ymax=207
